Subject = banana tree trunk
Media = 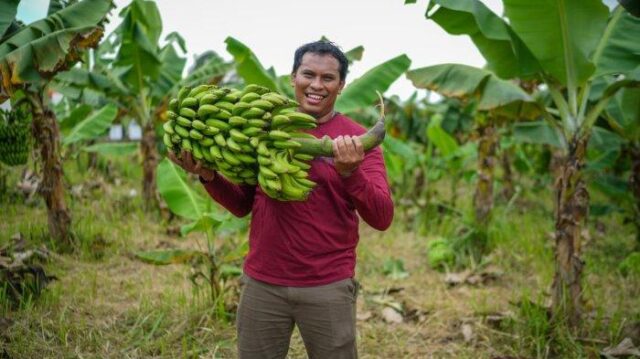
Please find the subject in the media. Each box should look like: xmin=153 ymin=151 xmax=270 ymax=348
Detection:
xmin=30 ymin=94 xmax=72 ymax=246
xmin=473 ymin=118 xmax=498 ymax=226
xmin=551 ymin=135 xmax=589 ymax=327
xmin=141 ymin=121 xmax=159 ymax=209
xmin=630 ymin=146 xmax=640 ymax=249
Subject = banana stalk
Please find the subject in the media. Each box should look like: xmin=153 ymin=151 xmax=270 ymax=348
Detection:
xmin=295 ymin=92 xmax=386 ymax=157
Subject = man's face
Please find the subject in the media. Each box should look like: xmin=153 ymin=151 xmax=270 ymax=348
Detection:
xmin=291 ymin=53 xmax=345 ymax=119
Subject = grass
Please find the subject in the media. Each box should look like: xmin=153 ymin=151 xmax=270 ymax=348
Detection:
xmin=1 ymin=155 xmax=639 ymax=358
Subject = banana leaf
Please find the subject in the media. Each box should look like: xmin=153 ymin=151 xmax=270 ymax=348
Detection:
xmin=59 ymin=104 xmax=92 ymax=134
xmin=595 ymin=8 xmax=640 ymax=77
xmin=52 ymin=66 xmax=130 ymax=101
xmin=427 ymin=114 xmax=459 ymax=157
xmin=426 ymin=0 xmax=539 ymax=79
xmin=82 ymin=142 xmax=138 ymax=156
xmin=618 ymin=0 xmax=640 ymax=17
xmin=225 ymin=36 xmax=278 ymax=91
xmin=407 ymin=63 xmax=540 ymax=119
xmin=590 ymin=174 xmax=629 ymax=200
xmin=180 ymin=212 xmax=225 ymax=236
xmin=156 ymin=158 xmax=210 ymax=221
xmin=512 ymin=121 xmax=563 ymax=148
xmin=336 ymin=54 xmax=411 ymax=114
xmin=176 ymin=52 xmax=231 ymax=90
xmin=135 ymin=249 xmax=208 ymax=265
xmin=345 ymin=46 xmax=364 ymax=65
xmin=0 ymin=0 xmax=113 ymax=98
xmin=0 ymin=0 xmax=19 ymax=38
xmin=589 ymin=126 xmax=625 ymax=152
xmin=113 ymin=0 xmax=162 ymax=91
xmin=605 ymin=87 xmax=640 ymax=141
xmin=503 ymin=0 xmax=609 ymax=88
xmin=63 ymin=104 xmax=117 ymax=145
xmin=150 ymin=37 xmax=186 ymax=102
xmin=383 ymin=135 xmax=419 ymax=169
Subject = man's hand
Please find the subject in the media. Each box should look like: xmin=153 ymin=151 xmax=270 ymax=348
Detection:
xmin=167 ymin=150 xmax=216 ymax=182
xmin=333 ymin=135 xmax=364 ymax=177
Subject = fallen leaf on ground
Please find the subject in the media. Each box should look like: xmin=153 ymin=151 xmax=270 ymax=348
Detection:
xmin=601 ymin=337 xmax=640 ymax=358
xmin=381 ymin=307 xmax=403 ymax=324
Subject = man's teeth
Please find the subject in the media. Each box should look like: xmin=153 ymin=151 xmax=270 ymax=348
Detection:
xmin=307 ymin=94 xmax=323 ymax=100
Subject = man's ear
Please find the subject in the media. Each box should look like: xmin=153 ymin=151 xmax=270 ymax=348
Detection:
xmin=338 ymin=80 xmax=345 ymax=93
xmin=290 ymin=73 xmax=296 ymax=87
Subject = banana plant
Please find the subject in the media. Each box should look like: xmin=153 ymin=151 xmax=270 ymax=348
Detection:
xmin=600 ymin=87 xmax=640 ymax=247
xmin=407 ymin=0 xmax=640 ymax=326
xmin=52 ymin=7 xmax=232 ymax=208
xmin=0 ymin=0 xmax=113 ymax=246
xmin=137 ymin=158 xmax=248 ymax=314
xmin=407 ymin=64 xmax=541 ymax=228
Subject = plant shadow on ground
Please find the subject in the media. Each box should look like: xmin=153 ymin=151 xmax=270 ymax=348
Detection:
xmin=0 ymin=158 xmax=639 ymax=358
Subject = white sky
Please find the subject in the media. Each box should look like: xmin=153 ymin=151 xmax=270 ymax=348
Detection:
xmin=18 ymin=0 xmax=504 ymax=100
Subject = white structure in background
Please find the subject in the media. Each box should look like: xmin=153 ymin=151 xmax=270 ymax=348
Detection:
xmin=128 ymin=122 xmax=141 ymax=140
xmin=108 ymin=122 xmax=142 ymax=141
xmin=109 ymin=124 xmax=123 ymax=140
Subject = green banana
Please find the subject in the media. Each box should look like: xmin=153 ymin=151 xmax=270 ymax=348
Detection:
xmin=181 ymin=97 xmax=198 ymax=108
xmin=229 ymin=128 xmax=249 ymax=143
xmin=221 ymin=149 xmax=241 ymax=166
xmin=179 ymin=107 xmax=197 ymax=118
xmin=189 ymin=129 xmax=204 ymax=140
xmin=205 ymin=119 xmax=230 ymax=131
xmin=191 ymin=120 xmax=207 ymax=130
xmin=229 ymin=116 xmax=248 ymax=127
xmin=176 ymin=116 xmax=192 ymax=127
xmin=175 ymin=125 xmax=190 ymax=138
xmin=163 ymin=120 xmax=175 ymax=134
xmin=240 ymin=92 xmax=261 ymax=103
xmin=250 ymin=99 xmax=274 ymax=111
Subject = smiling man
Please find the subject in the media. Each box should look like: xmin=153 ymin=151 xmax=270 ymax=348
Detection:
xmin=169 ymin=40 xmax=393 ymax=358
xmin=234 ymin=41 xmax=394 ymax=359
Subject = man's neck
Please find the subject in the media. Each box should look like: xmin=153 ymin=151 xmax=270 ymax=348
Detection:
xmin=315 ymin=110 xmax=336 ymax=124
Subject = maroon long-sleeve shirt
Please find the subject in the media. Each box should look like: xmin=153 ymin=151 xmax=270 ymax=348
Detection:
xmin=201 ymin=113 xmax=393 ymax=286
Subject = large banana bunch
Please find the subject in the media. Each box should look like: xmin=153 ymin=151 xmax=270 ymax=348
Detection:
xmin=0 ymin=108 xmax=31 ymax=167
xmin=163 ymin=84 xmax=319 ymax=201
xmin=163 ymin=84 xmax=387 ymax=201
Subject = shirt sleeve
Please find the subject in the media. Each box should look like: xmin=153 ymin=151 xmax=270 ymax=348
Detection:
xmin=341 ymin=147 xmax=394 ymax=230
xmin=200 ymin=173 xmax=256 ymax=217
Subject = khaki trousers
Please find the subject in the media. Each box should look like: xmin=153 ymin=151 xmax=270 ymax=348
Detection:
xmin=236 ymin=275 xmax=359 ymax=359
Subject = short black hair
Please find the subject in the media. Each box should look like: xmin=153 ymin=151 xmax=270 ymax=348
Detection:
xmin=292 ymin=40 xmax=349 ymax=82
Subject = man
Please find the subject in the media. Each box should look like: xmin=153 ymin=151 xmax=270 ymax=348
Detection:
xmin=169 ymin=40 xmax=393 ymax=358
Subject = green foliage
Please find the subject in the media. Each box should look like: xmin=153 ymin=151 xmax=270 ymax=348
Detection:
xmin=0 ymin=0 xmax=113 ymax=99
xmin=382 ymin=258 xmax=409 ymax=279
xmin=224 ymin=36 xmax=279 ymax=91
xmin=426 ymin=0 xmax=539 ymax=79
xmin=156 ymin=158 xmax=210 ymax=221
xmin=426 ymin=236 xmax=455 ymax=270
xmin=336 ymin=54 xmax=412 ymax=114
xmin=62 ymin=104 xmax=118 ymax=145
xmin=135 ymin=249 xmax=208 ymax=265
xmin=82 ymin=142 xmax=138 ymax=156
xmin=619 ymin=252 xmax=640 ymax=277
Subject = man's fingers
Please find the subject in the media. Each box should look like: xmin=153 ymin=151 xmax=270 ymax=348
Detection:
xmin=333 ymin=135 xmax=344 ymax=159
xmin=353 ymin=136 xmax=364 ymax=156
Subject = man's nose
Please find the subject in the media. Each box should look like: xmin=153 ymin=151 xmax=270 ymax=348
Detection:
xmin=310 ymin=76 xmax=323 ymax=89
